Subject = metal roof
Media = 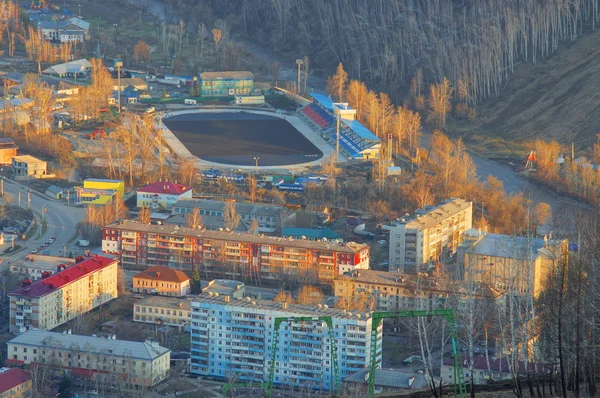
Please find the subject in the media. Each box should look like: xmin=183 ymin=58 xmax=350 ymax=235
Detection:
xmin=173 ymin=198 xmax=284 ymax=218
xmin=106 ymin=220 xmax=368 ymax=253
xmin=137 ymin=296 xmax=191 ymax=311
xmin=392 ymin=198 xmax=472 ymax=230
xmin=346 ymin=119 xmax=380 ymax=142
xmin=308 ymin=92 xmax=334 ymax=111
xmin=193 ymin=295 xmax=373 ymax=320
xmin=199 ymin=71 xmax=254 ymax=80
xmin=344 ymin=368 xmax=432 ymax=390
xmin=465 ymin=233 xmax=562 ymax=261
xmin=8 ymin=330 xmax=169 ymax=361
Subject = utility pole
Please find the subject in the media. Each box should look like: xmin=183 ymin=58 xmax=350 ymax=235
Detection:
xmin=1 ymin=177 xmax=4 ymax=197
xmin=571 ymin=143 xmax=575 ymax=162
xmin=295 ymin=59 xmax=303 ymax=107
xmin=115 ymin=59 xmax=123 ymax=113
xmin=253 ymin=157 xmax=260 ymax=174
xmin=18 ymin=191 xmax=20 ymax=207
xmin=336 ymin=112 xmax=340 ymax=162
xmin=27 ymin=190 xmax=31 ymax=209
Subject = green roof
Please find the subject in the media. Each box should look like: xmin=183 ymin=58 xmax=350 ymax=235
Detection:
xmin=281 ymin=227 xmax=341 ymax=240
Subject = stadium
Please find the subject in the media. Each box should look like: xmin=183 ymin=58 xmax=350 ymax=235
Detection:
xmin=160 ymin=95 xmax=381 ymax=170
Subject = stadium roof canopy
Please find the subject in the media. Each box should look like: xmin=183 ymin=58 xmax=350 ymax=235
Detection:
xmin=309 ymin=92 xmax=334 ymax=111
xmin=347 ymin=119 xmax=380 ymax=142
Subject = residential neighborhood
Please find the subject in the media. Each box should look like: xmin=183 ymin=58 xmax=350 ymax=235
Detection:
xmin=0 ymin=0 xmax=592 ymax=397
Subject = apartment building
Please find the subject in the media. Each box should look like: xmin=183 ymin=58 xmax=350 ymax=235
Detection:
xmin=132 ymin=266 xmax=190 ymax=297
xmin=190 ymin=296 xmax=382 ymax=391
xmin=172 ymin=198 xmax=289 ymax=233
xmin=460 ymin=230 xmax=568 ymax=298
xmin=0 ymin=368 xmax=31 ymax=398
xmin=334 ymin=270 xmax=505 ymax=314
xmin=388 ymin=198 xmax=473 ymax=274
xmin=8 ymin=256 xmax=118 ymax=333
xmin=6 ymin=330 xmax=170 ymax=390
xmin=133 ymin=296 xmax=191 ymax=329
xmin=102 ymin=220 xmax=369 ymax=282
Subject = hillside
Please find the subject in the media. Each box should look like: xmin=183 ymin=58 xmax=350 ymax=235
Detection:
xmin=458 ymin=28 xmax=600 ymax=149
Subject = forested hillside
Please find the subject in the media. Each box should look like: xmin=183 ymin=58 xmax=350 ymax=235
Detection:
xmin=175 ymin=0 xmax=600 ymax=103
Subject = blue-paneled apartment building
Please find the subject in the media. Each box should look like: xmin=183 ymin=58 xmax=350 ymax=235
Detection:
xmin=190 ymin=295 xmax=383 ymax=391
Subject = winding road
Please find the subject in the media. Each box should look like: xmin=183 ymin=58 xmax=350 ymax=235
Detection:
xmin=1 ymin=178 xmax=84 ymax=261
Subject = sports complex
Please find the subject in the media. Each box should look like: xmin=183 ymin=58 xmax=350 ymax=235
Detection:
xmin=159 ymin=92 xmax=382 ymax=171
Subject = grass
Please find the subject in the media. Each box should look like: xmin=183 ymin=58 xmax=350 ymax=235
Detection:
xmin=36 ymin=221 xmax=47 ymax=240
xmin=3 ymin=244 xmax=21 ymax=254
xmin=25 ymin=219 xmax=37 ymax=240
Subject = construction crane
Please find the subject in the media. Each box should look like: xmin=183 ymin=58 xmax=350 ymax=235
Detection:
xmin=223 ymin=310 xmax=466 ymax=398
xmin=85 ymin=129 xmax=105 ymax=140
xmin=367 ymin=309 xmax=467 ymax=398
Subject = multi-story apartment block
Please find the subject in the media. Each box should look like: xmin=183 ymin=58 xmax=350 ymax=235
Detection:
xmin=388 ymin=198 xmax=473 ymax=274
xmin=460 ymin=230 xmax=568 ymax=298
xmin=190 ymin=296 xmax=382 ymax=391
xmin=6 ymin=330 xmax=170 ymax=390
xmin=133 ymin=266 xmax=190 ymax=297
xmin=334 ymin=270 xmax=505 ymax=314
xmin=102 ymin=221 xmax=369 ymax=281
xmin=171 ymin=198 xmax=289 ymax=233
xmin=133 ymin=296 xmax=191 ymax=329
xmin=0 ymin=368 xmax=31 ymax=398
xmin=8 ymin=256 xmax=118 ymax=333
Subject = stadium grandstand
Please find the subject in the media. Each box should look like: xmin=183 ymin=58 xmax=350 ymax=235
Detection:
xmin=300 ymin=93 xmax=380 ymax=159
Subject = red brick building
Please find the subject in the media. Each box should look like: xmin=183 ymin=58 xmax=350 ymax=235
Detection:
xmin=102 ymin=220 xmax=369 ymax=282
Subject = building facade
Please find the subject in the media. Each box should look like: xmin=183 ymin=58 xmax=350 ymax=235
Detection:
xmin=0 ymin=368 xmax=31 ymax=398
xmin=333 ymin=270 xmax=505 ymax=314
xmin=190 ymin=296 xmax=382 ymax=391
xmin=102 ymin=221 xmax=369 ymax=281
xmin=12 ymin=156 xmax=48 ymax=179
xmin=137 ymin=182 xmax=192 ymax=209
xmin=133 ymin=296 xmax=191 ymax=328
xmin=199 ymin=71 xmax=254 ymax=97
xmin=440 ymin=356 xmax=548 ymax=385
xmin=172 ymin=198 xmax=289 ymax=234
xmin=388 ymin=199 xmax=473 ymax=274
xmin=0 ymin=138 xmax=18 ymax=164
xmin=460 ymin=231 xmax=567 ymax=298
xmin=8 ymin=256 xmax=119 ymax=333
xmin=78 ymin=179 xmax=125 ymax=205
xmin=6 ymin=330 xmax=170 ymax=390
xmin=132 ymin=266 xmax=190 ymax=297
xmin=39 ymin=18 xmax=90 ymax=43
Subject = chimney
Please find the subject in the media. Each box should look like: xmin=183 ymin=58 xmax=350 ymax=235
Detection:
xmin=224 ymin=295 xmax=231 ymax=303
xmin=282 ymin=302 xmax=288 ymax=309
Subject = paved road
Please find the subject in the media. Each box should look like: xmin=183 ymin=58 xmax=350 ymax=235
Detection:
xmin=1 ymin=178 xmax=84 ymax=261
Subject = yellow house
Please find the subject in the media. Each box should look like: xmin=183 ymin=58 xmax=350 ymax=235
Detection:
xmin=79 ymin=179 xmax=125 ymax=205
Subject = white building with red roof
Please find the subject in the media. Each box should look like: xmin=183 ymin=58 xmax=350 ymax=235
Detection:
xmin=8 ymin=255 xmax=119 ymax=333
xmin=136 ymin=181 xmax=192 ymax=210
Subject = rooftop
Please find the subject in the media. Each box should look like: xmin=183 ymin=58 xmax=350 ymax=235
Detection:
xmin=8 ymin=330 xmax=169 ymax=361
xmin=84 ymin=178 xmax=124 ymax=184
xmin=165 ymin=213 xmax=249 ymax=233
xmin=344 ymin=368 xmax=431 ymax=390
xmin=346 ymin=119 xmax=380 ymax=142
xmin=42 ymin=59 xmax=91 ymax=76
xmin=105 ymin=220 xmax=368 ymax=253
xmin=193 ymin=295 xmax=373 ymax=321
xmin=391 ymin=198 xmax=472 ymax=230
xmin=173 ymin=198 xmax=284 ymax=218
xmin=204 ymin=279 xmax=245 ymax=295
xmin=133 ymin=266 xmax=189 ymax=283
xmin=11 ymin=254 xmax=73 ymax=272
xmin=0 ymin=368 xmax=30 ymax=393
xmin=443 ymin=356 xmax=549 ymax=374
xmin=137 ymin=296 xmax=191 ymax=311
xmin=12 ymin=155 xmax=45 ymax=164
xmin=200 ymin=71 xmax=254 ymax=80
xmin=465 ymin=232 xmax=564 ymax=261
xmin=138 ymin=182 xmax=191 ymax=195
xmin=0 ymin=137 xmax=17 ymax=149
xmin=282 ymin=227 xmax=341 ymax=240
xmin=336 ymin=270 xmax=505 ymax=299
xmin=9 ymin=256 xmax=118 ymax=298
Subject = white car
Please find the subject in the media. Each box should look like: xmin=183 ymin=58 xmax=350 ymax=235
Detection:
xmin=31 ymin=249 xmax=38 ymax=254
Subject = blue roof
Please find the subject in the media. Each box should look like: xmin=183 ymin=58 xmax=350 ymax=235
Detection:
xmin=308 ymin=93 xmax=334 ymax=111
xmin=282 ymin=227 xmax=341 ymax=240
xmin=347 ymin=120 xmax=380 ymax=142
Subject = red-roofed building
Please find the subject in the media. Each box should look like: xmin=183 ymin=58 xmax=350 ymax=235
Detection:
xmin=133 ymin=266 xmax=190 ymax=297
xmin=9 ymin=256 xmax=119 ymax=333
xmin=0 ymin=368 xmax=31 ymax=397
xmin=136 ymin=182 xmax=192 ymax=210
